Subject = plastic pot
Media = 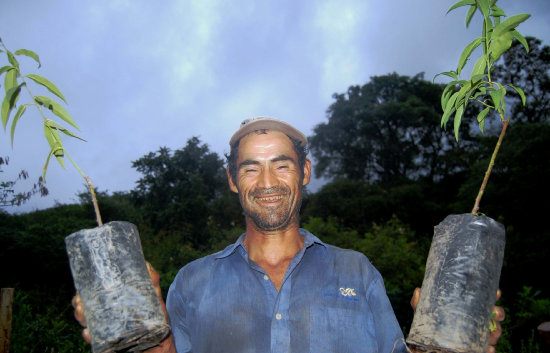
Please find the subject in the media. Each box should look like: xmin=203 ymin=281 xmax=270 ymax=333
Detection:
xmin=407 ymin=214 xmax=505 ymax=353
xmin=65 ymin=221 xmax=170 ymax=353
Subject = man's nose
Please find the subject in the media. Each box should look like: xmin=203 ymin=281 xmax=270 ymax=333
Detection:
xmin=258 ymin=168 xmax=277 ymax=189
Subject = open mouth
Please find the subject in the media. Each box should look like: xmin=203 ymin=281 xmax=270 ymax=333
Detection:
xmin=255 ymin=195 xmax=284 ymax=202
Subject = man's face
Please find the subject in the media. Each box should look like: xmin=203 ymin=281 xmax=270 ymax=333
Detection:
xmin=227 ymin=130 xmax=311 ymax=231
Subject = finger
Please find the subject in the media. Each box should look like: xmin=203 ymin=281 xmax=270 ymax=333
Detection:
xmin=82 ymin=327 xmax=91 ymax=344
xmin=488 ymin=321 xmax=502 ymax=346
xmin=72 ymin=293 xmax=87 ymax=327
xmin=493 ymin=306 xmax=505 ymax=322
xmin=410 ymin=287 xmax=421 ymax=311
xmin=146 ymin=262 xmax=162 ymax=300
xmin=487 ymin=345 xmax=496 ymax=353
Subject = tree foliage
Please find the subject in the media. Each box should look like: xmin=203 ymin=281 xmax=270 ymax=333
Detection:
xmin=493 ymin=37 xmax=550 ymax=123
xmin=310 ymin=73 xmax=469 ymax=184
xmin=131 ymin=136 xmax=242 ymax=249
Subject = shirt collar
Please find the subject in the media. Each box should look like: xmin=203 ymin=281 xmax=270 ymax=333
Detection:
xmin=214 ymin=228 xmax=326 ymax=260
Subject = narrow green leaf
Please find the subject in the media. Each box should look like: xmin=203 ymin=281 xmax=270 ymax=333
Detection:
xmin=4 ymin=68 xmax=17 ymax=94
xmin=476 ymin=0 xmax=491 ymax=20
xmin=477 ymin=107 xmax=490 ymax=133
xmin=14 ymin=49 xmax=41 ymax=68
xmin=457 ymin=37 xmax=483 ymax=75
xmin=43 ymin=124 xmax=65 ymax=169
xmin=490 ymin=6 xmax=506 ymax=18
xmin=489 ymin=87 xmax=505 ymax=112
xmin=465 ymin=5 xmax=477 ymax=27
xmin=447 ymin=0 xmax=476 ymax=14
xmin=42 ymin=145 xmax=66 ymax=181
xmin=0 ymin=65 xmax=15 ymax=76
xmin=471 ymin=55 xmax=487 ymax=78
xmin=489 ymin=30 xmax=515 ymax=62
xmin=26 ymin=74 xmax=67 ymax=103
xmin=454 ymin=105 xmax=465 ymax=141
xmin=10 ymin=103 xmax=31 ymax=147
xmin=442 ymin=91 xmax=459 ymax=128
xmin=492 ymin=13 xmax=531 ymax=39
xmin=441 ymin=81 xmax=459 ymax=110
xmin=44 ymin=119 xmax=86 ymax=141
xmin=35 ymin=95 xmax=79 ymax=130
xmin=512 ymin=30 xmax=529 ymax=53
xmin=1 ymin=83 xmax=23 ymax=130
xmin=6 ymin=51 xmax=19 ymax=68
xmin=434 ymin=71 xmax=458 ymax=81
xmin=508 ymin=84 xmax=526 ymax=105
xmin=454 ymin=82 xmax=472 ymax=109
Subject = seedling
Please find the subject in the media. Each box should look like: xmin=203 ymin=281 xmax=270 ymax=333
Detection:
xmin=436 ymin=0 xmax=530 ymax=214
xmin=0 ymin=37 xmax=102 ymax=225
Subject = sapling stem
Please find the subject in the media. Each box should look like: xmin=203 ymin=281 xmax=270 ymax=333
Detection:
xmin=471 ymin=118 xmax=510 ymax=215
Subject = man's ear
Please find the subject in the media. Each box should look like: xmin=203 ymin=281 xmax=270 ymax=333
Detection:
xmin=302 ymin=158 xmax=311 ymax=186
xmin=226 ymin=168 xmax=239 ymax=193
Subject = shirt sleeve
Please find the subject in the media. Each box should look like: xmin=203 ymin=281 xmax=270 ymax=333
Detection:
xmin=367 ymin=276 xmax=408 ymax=353
xmin=166 ymin=271 xmax=193 ymax=353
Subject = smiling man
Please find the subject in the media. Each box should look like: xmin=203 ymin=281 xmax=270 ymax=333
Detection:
xmin=165 ymin=118 xmax=407 ymax=352
xmin=73 ymin=117 xmax=503 ymax=353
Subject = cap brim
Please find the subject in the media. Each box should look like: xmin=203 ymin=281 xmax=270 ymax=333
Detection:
xmin=229 ymin=118 xmax=307 ymax=147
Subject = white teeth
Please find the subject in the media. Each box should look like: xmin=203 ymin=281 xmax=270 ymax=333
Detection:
xmin=257 ymin=195 xmax=283 ymax=201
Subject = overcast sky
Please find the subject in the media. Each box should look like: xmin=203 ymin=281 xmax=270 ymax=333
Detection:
xmin=1 ymin=0 xmax=549 ymax=214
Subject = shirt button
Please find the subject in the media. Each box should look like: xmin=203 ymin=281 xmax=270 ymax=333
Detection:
xmin=275 ymin=313 xmax=282 ymax=320
xmin=263 ymin=274 xmax=269 ymax=280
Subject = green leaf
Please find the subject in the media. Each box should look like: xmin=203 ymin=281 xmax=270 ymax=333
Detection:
xmin=43 ymin=124 xmax=65 ymax=170
xmin=42 ymin=145 xmax=66 ymax=181
xmin=26 ymin=74 xmax=67 ymax=103
xmin=6 ymin=51 xmax=19 ymax=68
xmin=10 ymin=103 xmax=31 ymax=147
xmin=477 ymin=106 xmax=490 ymax=133
xmin=34 ymin=96 xmax=79 ymax=130
xmin=447 ymin=0 xmax=476 ymax=14
xmin=465 ymin=5 xmax=477 ymax=27
xmin=489 ymin=86 xmax=505 ymax=112
xmin=490 ymin=5 xmax=506 ymax=18
xmin=492 ymin=13 xmax=531 ymax=39
xmin=1 ymin=83 xmax=23 ymax=130
xmin=512 ymin=30 xmax=529 ymax=53
xmin=0 ymin=65 xmax=14 ymax=76
xmin=441 ymin=91 xmax=459 ymax=128
xmin=454 ymin=82 xmax=472 ymax=109
xmin=454 ymin=105 xmax=465 ymax=141
xmin=489 ymin=30 xmax=515 ymax=62
xmin=44 ymin=119 xmax=85 ymax=141
xmin=14 ymin=49 xmax=41 ymax=68
xmin=476 ymin=0 xmax=491 ymax=20
xmin=457 ymin=37 xmax=483 ymax=75
xmin=441 ymin=83 xmax=455 ymax=110
xmin=4 ymin=67 xmax=17 ymax=94
xmin=471 ymin=55 xmax=487 ymax=78
xmin=508 ymin=83 xmax=526 ymax=105
xmin=434 ymin=71 xmax=458 ymax=81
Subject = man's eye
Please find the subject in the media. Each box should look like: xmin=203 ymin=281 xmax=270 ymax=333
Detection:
xmin=277 ymin=165 xmax=289 ymax=170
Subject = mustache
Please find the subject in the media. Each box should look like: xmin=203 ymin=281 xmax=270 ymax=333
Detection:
xmin=251 ymin=186 xmax=289 ymax=198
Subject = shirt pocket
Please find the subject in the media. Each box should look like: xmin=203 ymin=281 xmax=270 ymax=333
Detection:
xmin=309 ymin=305 xmax=377 ymax=353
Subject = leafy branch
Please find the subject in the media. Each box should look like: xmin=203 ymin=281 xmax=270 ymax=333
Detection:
xmin=437 ymin=0 xmax=530 ymax=214
xmin=0 ymin=38 xmax=102 ymax=225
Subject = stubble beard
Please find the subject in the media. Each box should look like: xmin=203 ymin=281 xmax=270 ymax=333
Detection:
xmin=240 ymin=185 xmax=302 ymax=231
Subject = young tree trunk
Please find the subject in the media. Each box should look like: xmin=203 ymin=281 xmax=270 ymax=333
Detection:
xmin=0 ymin=288 xmax=14 ymax=353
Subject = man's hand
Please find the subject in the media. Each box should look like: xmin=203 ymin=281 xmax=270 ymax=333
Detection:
xmin=410 ymin=288 xmax=505 ymax=353
xmin=71 ymin=262 xmax=176 ymax=353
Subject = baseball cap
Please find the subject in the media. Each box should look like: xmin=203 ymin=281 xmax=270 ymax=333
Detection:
xmin=229 ymin=117 xmax=307 ymax=147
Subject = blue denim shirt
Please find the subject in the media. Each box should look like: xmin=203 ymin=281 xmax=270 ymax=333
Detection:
xmin=166 ymin=229 xmax=407 ymax=353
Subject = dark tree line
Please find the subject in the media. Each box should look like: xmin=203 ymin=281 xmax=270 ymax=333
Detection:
xmin=1 ymin=37 xmax=549 ymax=352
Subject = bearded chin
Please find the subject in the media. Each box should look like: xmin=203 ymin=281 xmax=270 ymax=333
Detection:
xmin=242 ymin=197 xmax=302 ymax=231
